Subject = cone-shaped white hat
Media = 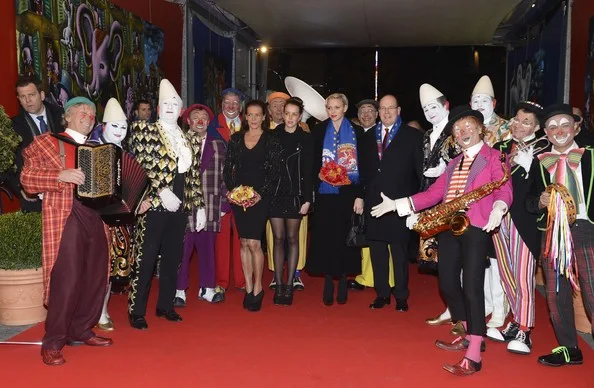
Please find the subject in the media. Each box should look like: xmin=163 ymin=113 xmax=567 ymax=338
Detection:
xmin=158 ymin=78 xmax=182 ymax=106
xmin=471 ymin=75 xmax=494 ymax=98
xmin=419 ymin=83 xmax=444 ymax=107
xmin=102 ymin=98 xmax=127 ymax=122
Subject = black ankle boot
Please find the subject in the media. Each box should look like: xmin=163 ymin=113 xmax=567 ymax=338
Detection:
xmin=337 ymin=275 xmax=348 ymax=304
xmin=243 ymin=291 xmax=253 ymax=309
xmin=248 ymin=290 xmax=264 ymax=312
xmin=283 ymin=285 xmax=294 ymax=306
xmin=273 ymin=284 xmax=285 ymax=305
xmin=323 ymin=276 xmax=334 ymax=306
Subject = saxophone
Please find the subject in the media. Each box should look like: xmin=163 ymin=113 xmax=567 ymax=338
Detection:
xmin=413 ymin=152 xmax=509 ymax=238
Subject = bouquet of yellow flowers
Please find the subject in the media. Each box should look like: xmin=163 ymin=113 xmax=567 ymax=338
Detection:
xmin=226 ymin=185 xmax=261 ymax=211
xmin=319 ymin=160 xmax=351 ymax=186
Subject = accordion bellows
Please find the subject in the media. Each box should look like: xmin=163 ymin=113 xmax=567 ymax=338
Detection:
xmin=76 ymin=143 xmax=148 ymax=225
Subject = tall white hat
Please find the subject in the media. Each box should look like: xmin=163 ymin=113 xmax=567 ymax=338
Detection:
xmin=471 ymin=75 xmax=494 ymax=98
xmin=419 ymin=83 xmax=444 ymax=107
xmin=102 ymin=98 xmax=127 ymax=122
xmin=158 ymin=78 xmax=182 ymax=106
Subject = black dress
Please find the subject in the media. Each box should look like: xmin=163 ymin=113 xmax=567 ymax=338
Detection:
xmin=306 ymin=119 xmax=364 ymax=277
xmin=223 ymin=130 xmax=282 ymax=239
xmin=269 ymin=125 xmax=313 ymax=219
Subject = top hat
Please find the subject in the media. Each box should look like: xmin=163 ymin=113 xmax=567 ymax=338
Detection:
xmin=444 ymin=105 xmax=484 ymax=134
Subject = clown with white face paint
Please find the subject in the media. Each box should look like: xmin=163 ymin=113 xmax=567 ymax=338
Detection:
xmin=91 ymin=97 xmax=132 ymax=332
xmin=417 ymin=84 xmax=462 ymax=330
xmin=526 ymin=103 xmax=594 ymax=368
xmin=127 ymin=79 xmax=204 ymax=330
xmin=470 ymin=76 xmax=511 ymax=330
xmin=470 ymin=76 xmax=510 ymax=146
xmin=97 ymin=98 xmax=128 ymax=147
xmin=419 ymin=83 xmax=460 ymax=188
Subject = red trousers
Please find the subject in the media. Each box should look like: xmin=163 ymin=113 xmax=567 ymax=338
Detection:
xmin=215 ymin=213 xmax=245 ymax=289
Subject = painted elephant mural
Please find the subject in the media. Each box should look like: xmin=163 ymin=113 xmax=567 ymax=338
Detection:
xmin=15 ymin=0 xmax=164 ymax=121
xmin=74 ymin=3 xmax=123 ymax=104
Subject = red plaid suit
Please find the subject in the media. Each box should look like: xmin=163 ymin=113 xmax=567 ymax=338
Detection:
xmin=21 ymin=134 xmax=73 ymax=305
xmin=20 ymin=133 xmax=109 ymax=305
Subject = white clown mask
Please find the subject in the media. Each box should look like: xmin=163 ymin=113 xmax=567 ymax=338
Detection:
xmin=470 ymin=93 xmax=494 ymax=123
xmin=103 ymin=121 xmax=128 ymax=147
xmin=159 ymin=97 xmax=182 ymax=126
xmin=423 ymin=101 xmax=448 ymax=126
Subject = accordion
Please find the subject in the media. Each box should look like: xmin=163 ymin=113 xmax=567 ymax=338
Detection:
xmin=75 ymin=143 xmax=148 ymax=225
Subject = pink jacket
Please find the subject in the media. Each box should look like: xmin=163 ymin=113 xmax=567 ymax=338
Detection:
xmin=411 ymin=143 xmax=513 ymax=229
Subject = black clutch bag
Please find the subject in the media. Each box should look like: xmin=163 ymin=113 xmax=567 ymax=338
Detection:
xmin=345 ymin=213 xmax=368 ymax=248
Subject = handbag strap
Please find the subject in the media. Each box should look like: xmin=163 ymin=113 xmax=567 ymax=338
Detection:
xmin=352 ymin=213 xmax=365 ymax=227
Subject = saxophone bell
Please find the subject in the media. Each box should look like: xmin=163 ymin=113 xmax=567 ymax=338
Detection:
xmin=450 ymin=212 xmax=470 ymax=236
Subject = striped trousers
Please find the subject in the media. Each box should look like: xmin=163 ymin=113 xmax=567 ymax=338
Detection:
xmin=542 ymin=222 xmax=594 ymax=348
xmin=492 ymin=214 xmax=536 ymax=327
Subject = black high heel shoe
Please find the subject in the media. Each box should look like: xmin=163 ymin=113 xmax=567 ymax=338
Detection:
xmin=283 ymin=285 xmax=294 ymax=306
xmin=248 ymin=290 xmax=264 ymax=312
xmin=273 ymin=284 xmax=285 ymax=305
xmin=243 ymin=291 xmax=254 ymax=309
xmin=337 ymin=275 xmax=348 ymax=304
xmin=323 ymin=276 xmax=334 ymax=306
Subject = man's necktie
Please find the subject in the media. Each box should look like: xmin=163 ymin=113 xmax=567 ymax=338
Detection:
xmin=37 ymin=116 xmax=48 ymax=134
xmin=229 ymin=121 xmax=236 ymax=134
xmin=382 ymin=127 xmax=390 ymax=151
xmin=538 ymin=148 xmax=585 ymax=204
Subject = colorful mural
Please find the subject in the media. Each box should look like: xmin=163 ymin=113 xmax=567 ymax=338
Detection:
xmin=15 ymin=0 xmax=164 ymax=121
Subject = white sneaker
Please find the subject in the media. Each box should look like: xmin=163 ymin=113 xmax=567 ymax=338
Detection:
xmin=174 ymin=289 xmax=186 ymax=307
xmin=199 ymin=287 xmax=224 ymax=303
xmin=507 ymin=329 xmax=532 ymax=355
xmin=175 ymin=289 xmax=186 ymax=301
xmin=486 ymin=327 xmax=505 ymax=342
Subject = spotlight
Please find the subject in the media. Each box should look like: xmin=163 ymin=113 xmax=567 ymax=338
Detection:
xmin=260 ymin=45 xmax=268 ymax=53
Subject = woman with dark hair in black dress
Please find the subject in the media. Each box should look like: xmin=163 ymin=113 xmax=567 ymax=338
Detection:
xmin=269 ymin=97 xmax=313 ymax=306
xmin=223 ymin=100 xmax=282 ymax=311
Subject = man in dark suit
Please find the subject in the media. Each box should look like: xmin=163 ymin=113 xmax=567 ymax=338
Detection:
xmin=11 ymin=76 xmax=64 ymax=212
xmin=360 ymin=94 xmax=424 ymax=311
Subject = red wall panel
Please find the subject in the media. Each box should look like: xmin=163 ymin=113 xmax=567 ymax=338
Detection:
xmin=570 ymin=0 xmax=594 ymax=108
xmin=0 ymin=0 xmax=18 ymax=116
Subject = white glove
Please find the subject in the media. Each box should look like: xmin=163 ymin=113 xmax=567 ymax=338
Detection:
xmin=406 ymin=213 xmax=419 ymax=230
xmin=424 ymin=158 xmax=447 ymax=178
xmin=370 ymin=193 xmax=411 ymax=218
xmin=220 ymin=212 xmax=226 ymax=217
xmin=195 ymin=208 xmax=206 ymax=232
xmin=370 ymin=192 xmax=395 ymax=218
xmin=158 ymin=188 xmax=182 ymax=212
xmin=482 ymin=201 xmax=508 ymax=232
xmin=513 ymin=146 xmax=533 ymax=176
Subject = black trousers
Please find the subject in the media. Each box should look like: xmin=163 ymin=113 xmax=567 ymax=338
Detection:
xmin=128 ymin=210 xmax=187 ymax=316
xmin=369 ymin=240 xmax=409 ymax=300
xmin=437 ymin=226 xmax=489 ymax=336
xmin=43 ymin=200 xmax=108 ymax=350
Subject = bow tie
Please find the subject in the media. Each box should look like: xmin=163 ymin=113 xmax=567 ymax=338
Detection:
xmin=537 ymin=148 xmax=585 ymax=176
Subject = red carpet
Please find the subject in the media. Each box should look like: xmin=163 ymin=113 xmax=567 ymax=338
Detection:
xmin=1 ymin=263 xmax=592 ymax=388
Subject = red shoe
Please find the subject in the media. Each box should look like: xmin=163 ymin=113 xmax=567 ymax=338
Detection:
xmin=443 ymin=357 xmax=482 ymax=376
xmin=41 ymin=349 xmax=66 ymax=366
xmin=435 ymin=336 xmax=486 ymax=352
xmin=67 ymin=336 xmax=113 ymax=347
